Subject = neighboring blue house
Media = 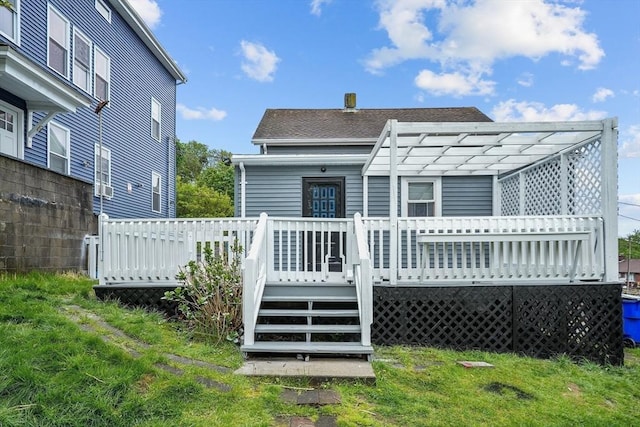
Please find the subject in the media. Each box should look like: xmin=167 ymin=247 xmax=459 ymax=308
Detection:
xmin=0 ymin=0 xmax=186 ymax=218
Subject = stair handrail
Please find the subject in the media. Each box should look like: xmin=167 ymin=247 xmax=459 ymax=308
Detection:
xmin=243 ymin=212 xmax=269 ymax=346
xmin=353 ymin=213 xmax=372 ymax=347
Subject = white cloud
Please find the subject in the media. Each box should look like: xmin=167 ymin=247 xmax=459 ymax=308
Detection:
xmin=491 ymin=99 xmax=607 ymax=122
xmin=620 ymin=125 xmax=640 ymax=158
xmin=517 ymin=72 xmax=534 ymax=87
xmin=366 ymin=0 xmax=604 ymax=96
xmin=240 ymin=41 xmax=280 ymax=82
xmin=310 ymin=0 xmax=332 ymax=16
xmin=127 ymin=0 xmax=162 ymax=29
xmin=592 ymin=87 xmax=614 ymax=103
xmin=177 ymin=104 xmax=227 ymax=121
xmin=414 ymin=69 xmax=495 ymax=96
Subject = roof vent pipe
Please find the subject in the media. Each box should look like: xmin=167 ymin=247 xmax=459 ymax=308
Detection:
xmin=344 ymin=93 xmax=357 ymax=112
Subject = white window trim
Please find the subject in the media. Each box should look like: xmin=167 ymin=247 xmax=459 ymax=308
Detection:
xmin=94 ymin=144 xmax=112 ymax=198
xmin=93 ymin=45 xmax=110 ymax=102
xmin=47 ymin=4 xmax=70 ymax=79
xmin=401 ymin=177 xmax=442 ymax=217
xmin=0 ymin=99 xmax=24 ymax=159
xmin=72 ymin=27 xmax=92 ymax=93
xmin=151 ymin=171 xmax=161 ymax=213
xmin=95 ymin=0 xmax=111 ymax=23
xmin=0 ymin=0 xmax=20 ymax=44
xmin=47 ymin=121 xmax=70 ymax=175
xmin=151 ymin=97 xmax=161 ymax=141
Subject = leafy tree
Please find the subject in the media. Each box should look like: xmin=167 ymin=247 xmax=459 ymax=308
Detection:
xmin=176 ymin=178 xmax=233 ymax=218
xmin=619 ymin=230 xmax=640 ymax=259
xmin=176 ymin=139 xmax=210 ymax=183
xmin=197 ymin=161 xmax=234 ymax=200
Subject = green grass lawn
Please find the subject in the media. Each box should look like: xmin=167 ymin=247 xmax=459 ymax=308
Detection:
xmin=1 ymin=273 xmax=639 ymax=426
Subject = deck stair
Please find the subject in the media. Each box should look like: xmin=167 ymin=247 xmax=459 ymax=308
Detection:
xmin=241 ymin=281 xmax=373 ymax=358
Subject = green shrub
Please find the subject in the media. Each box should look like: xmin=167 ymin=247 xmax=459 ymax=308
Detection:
xmin=164 ymin=243 xmax=243 ymax=344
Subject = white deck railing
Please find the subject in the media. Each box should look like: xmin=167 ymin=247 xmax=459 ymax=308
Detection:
xmin=267 ymin=217 xmax=353 ymax=283
xmin=243 ymin=213 xmax=268 ymax=346
xmin=352 ymin=213 xmax=373 ymax=346
xmin=98 ymin=216 xmax=258 ymax=285
xmin=364 ymin=215 xmax=604 ymax=283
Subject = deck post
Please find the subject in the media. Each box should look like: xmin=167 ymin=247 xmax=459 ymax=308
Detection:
xmin=389 ymin=120 xmax=398 ymax=285
xmin=601 ymin=118 xmax=619 ymax=282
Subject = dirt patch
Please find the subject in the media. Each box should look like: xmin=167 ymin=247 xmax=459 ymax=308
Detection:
xmin=563 ymin=382 xmax=582 ymax=398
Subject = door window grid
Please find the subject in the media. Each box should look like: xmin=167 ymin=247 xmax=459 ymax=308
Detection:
xmin=0 ymin=108 xmax=14 ymax=132
xmin=48 ymin=5 xmax=69 ymax=77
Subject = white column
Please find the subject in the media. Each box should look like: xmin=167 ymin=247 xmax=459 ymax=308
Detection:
xmin=600 ymin=118 xmax=619 ymax=282
xmin=389 ymin=120 xmax=398 ymax=285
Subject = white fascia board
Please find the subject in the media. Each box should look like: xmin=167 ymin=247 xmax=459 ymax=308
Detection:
xmin=0 ymin=46 xmax=91 ymax=111
xmin=395 ymin=120 xmax=608 ymax=135
xmin=251 ymin=138 xmax=376 ymax=146
xmin=108 ymin=0 xmax=187 ymax=83
xmin=231 ymin=154 xmax=368 ymax=166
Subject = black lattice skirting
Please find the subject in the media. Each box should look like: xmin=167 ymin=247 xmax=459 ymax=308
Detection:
xmin=94 ymin=284 xmax=180 ymax=316
xmin=373 ymin=283 xmax=623 ymax=365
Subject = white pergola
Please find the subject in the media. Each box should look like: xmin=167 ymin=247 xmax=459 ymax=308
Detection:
xmin=361 ymin=118 xmax=619 ymax=282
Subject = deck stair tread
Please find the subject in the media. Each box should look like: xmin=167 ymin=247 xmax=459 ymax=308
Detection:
xmin=242 ymin=341 xmax=373 ymax=354
xmin=261 ymin=295 xmax=357 ymax=302
xmin=255 ymin=324 xmax=361 ymax=333
xmin=258 ymin=309 xmax=359 ymax=317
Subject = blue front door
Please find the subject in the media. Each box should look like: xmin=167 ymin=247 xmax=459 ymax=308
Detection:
xmin=302 ymin=178 xmax=345 ymax=272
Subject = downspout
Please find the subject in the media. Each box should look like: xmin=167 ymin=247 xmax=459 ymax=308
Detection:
xmin=239 ymin=162 xmax=246 ymax=218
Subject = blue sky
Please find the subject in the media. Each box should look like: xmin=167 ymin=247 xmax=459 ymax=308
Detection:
xmin=128 ymin=0 xmax=639 ymax=236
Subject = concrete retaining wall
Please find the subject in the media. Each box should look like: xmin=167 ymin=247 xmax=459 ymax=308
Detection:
xmin=0 ymin=155 xmax=98 ymax=272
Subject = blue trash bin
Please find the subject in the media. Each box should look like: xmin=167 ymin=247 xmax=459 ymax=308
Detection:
xmin=622 ymin=296 xmax=640 ymax=347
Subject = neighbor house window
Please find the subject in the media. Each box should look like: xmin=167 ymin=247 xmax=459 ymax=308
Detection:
xmin=94 ymin=46 xmax=110 ymax=101
xmin=48 ymin=5 xmax=69 ymax=77
xmin=73 ymin=29 xmax=92 ymax=92
xmin=95 ymin=144 xmax=112 ymax=198
xmin=401 ymin=178 xmax=441 ymax=217
xmin=0 ymin=0 xmax=18 ymax=42
xmin=48 ymin=122 xmax=70 ymax=174
xmin=95 ymin=0 xmax=111 ymax=22
xmin=151 ymin=98 xmax=161 ymax=141
xmin=152 ymin=172 xmax=161 ymax=213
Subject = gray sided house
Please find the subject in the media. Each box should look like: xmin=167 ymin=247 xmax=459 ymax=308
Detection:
xmin=234 ymin=105 xmax=495 ymax=219
xmin=0 ymin=0 xmax=185 ymax=272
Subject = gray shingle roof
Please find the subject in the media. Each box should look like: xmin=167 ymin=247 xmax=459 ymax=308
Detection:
xmin=252 ymin=107 xmax=493 ymax=140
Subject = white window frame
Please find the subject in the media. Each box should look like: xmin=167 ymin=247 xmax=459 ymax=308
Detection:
xmin=95 ymin=0 xmax=111 ymax=22
xmin=401 ymin=177 xmax=441 ymax=217
xmin=151 ymin=97 xmax=161 ymax=141
xmin=94 ymin=144 xmax=112 ymax=198
xmin=0 ymin=0 xmax=20 ymax=44
xmin=47 ymin=4 xmax=70 ymax=78
xmin=151 ymin=171 xmax=161 ymax=213
xmin=72 ymin=28 xmax=92 ymax=93
xmin=94 ymin=46 xmax=110 ymax=101
xmin=48 ymin=121 xmax=70 ymax=175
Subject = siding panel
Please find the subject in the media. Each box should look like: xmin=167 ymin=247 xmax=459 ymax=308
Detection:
xmin=241 ymin=164 xmax=363 ymax=217
xmin=442 ymin=176 xmax=493 ymax=216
